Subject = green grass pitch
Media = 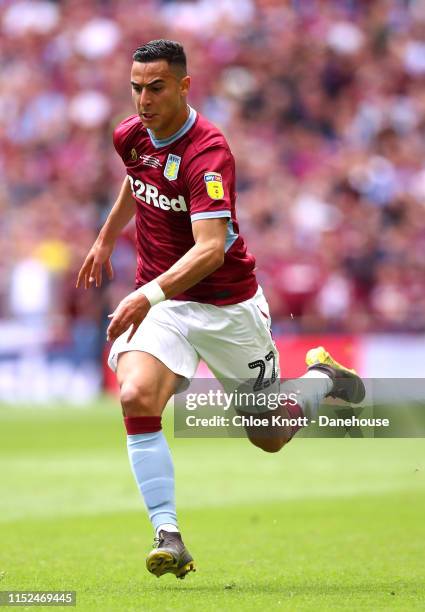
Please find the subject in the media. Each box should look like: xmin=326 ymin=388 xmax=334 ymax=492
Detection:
xmin=0 ymin=399 xmax=424 ymax=611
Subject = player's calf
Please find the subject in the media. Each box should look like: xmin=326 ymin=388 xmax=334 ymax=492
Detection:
xmin=248 ymin=436 xmax=288 ymax=453
xmin=239 ymin=404 xmax=296 ymax=453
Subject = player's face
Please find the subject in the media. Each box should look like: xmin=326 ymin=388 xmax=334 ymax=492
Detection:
xmin=131 ymin=60 xmax=191 ymax=139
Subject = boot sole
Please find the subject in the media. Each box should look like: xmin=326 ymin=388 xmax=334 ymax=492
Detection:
xmin=146 ymin=550 xmax=196 ymax=579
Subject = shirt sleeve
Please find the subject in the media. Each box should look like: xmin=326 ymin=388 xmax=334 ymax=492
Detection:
xmin=112 ymin=115 xmax=139 ymax=160
xmin=113 ymin=122 xmax=127 ymax=159
xmin=184 ymin=146 xmax=234 ymax=222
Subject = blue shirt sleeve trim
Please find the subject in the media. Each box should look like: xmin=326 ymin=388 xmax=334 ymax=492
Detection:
xmin=224 ymin=219 xmax=238 ymax=252
xmin=190 ymin=210 xmax=231 ymax=222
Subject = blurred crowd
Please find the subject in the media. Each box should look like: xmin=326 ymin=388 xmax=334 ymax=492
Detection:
xmin=1 ymin=0 xmax=425 ymax=367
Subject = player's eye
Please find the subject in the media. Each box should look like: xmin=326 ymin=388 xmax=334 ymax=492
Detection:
xmin=152 ymin=86 xmax=163 ymax=92
xmin=132 ymin=85 xmax=141 ymax=93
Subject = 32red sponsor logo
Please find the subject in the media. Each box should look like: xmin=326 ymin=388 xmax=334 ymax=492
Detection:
xmin=128 ymin=175 xmax=187 ymax=212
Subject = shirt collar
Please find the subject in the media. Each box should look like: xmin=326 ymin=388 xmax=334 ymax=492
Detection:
xmin=147 ymin=106 xmax=197 ymax=149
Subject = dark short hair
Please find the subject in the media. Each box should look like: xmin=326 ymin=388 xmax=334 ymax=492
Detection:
xmin=133 ymin=40 xmax=187 ymax=75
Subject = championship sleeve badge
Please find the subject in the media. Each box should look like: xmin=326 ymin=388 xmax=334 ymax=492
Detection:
xmin=204 ymin=172 xmax=224 ymax=200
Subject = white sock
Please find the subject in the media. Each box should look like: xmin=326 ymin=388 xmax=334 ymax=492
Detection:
xmin=156 ymin=523 xmax=180 ymax=537
xmin=281 ymin=370 xmax=333 ymax=419
xmin=300 ymin=370 xmax=333 ymax=417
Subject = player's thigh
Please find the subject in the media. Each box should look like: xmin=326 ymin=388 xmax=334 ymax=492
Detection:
xmin=195 ymin=289 xmax=279 ymax=387
xmin=192 ymin=289 xmax=287 ymax=448
xmin=117 ymin=351 xmax=182 ymax=416
xmin=109 ymin=301 xmax=200 ymax=416
xmin=108 ymin=302 xmax=199 ymax=389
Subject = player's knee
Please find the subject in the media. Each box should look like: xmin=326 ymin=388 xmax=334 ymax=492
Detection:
xmin=120 ymin=381 xmax=158 ymax=416
xmin=249 ymin=436 xmax=288 ymax=453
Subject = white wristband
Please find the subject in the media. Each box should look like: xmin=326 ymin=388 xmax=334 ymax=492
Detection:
xmin=137 ymin=280 xmax=166 ymax=307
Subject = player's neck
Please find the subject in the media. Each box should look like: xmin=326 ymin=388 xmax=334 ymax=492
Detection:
xmin=150 ymin=105 xmax=190 ymax=141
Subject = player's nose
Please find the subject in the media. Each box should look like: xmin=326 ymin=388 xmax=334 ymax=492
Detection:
xmin=139 ymin=88 xmax=152 ymax=108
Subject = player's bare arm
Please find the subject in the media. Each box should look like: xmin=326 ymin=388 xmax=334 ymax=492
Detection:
xmin=106 ymin=217 xmax=227 ymax=342
xmin=76 ymin=176 xmax=136 ymax=289
xmin=157 ymin=217 xmax=226 ymax=295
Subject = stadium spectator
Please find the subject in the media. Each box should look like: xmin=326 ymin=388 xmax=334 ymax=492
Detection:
xmin=1 ymin=0 xmax=424 ymax=350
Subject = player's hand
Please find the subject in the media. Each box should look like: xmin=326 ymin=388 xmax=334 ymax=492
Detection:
xmin=106 ymin=290 xmax=151 ymax=342
xmin=76 ymin=241 xmax=114 ymax=289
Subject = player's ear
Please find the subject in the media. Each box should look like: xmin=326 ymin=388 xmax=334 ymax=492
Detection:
xmin=180 ymin=75 xmax=191 ymax=96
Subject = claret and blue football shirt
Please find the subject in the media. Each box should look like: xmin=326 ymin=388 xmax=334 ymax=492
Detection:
xmin=113 ymin=106 xmax=258 ymax=305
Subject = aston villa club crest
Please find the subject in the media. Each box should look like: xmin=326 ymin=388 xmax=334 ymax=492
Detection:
xmin=131 ymin=148 xmax=138 ymax=161
xmin=164 ymin=154 xmax=181 ymax=181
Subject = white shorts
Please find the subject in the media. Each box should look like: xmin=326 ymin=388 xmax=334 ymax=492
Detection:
xmin=108 ymin=286 xmax=279 ymax=388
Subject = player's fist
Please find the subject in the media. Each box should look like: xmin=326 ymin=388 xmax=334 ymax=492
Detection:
xmin=76 ymin=241 xmax=114 ymax=289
